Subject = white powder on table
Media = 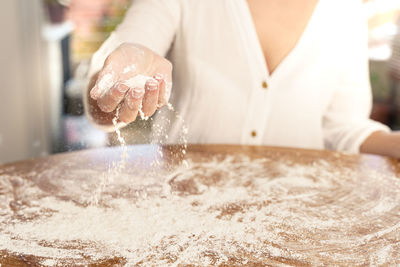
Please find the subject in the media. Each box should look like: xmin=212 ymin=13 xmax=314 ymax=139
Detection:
xmin=0 ymin=156 xmax=399 ymax=266
xmin=41 ymin=259 xmax=57 ymax=266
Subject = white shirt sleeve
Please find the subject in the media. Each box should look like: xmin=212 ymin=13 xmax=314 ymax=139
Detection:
xmin=322 ymin=3 xmax=390 ymax=153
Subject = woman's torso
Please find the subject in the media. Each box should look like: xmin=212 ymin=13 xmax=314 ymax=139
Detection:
xmin=147 ymin=0 xmax=359 ymax=150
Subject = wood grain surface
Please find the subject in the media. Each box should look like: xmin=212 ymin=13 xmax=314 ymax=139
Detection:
xmin=0 ymin=145 xmax=399 ymax=266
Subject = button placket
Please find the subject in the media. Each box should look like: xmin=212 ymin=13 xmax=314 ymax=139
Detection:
xmin=244 ymin=78 xmax=271 ymax=144
xmin=241 ymin=74 xmax=271 ymax=144
xmin=252 ymin=78 xmax=271 ymax=142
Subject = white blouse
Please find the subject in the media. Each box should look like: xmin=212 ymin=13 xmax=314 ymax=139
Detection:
xmin=87 ymin=0 xmax=390 ymax=153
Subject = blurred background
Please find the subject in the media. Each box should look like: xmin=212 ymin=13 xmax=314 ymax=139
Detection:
xmin=0 ymin=0 xmax=399 ymax=164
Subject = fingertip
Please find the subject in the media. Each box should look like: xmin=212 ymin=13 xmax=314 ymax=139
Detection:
xmin=119 ymin=98 xmax=139 ymax=123
xmin=154 ymin=73 xmax=169 ymax=107
xmin=98 ymin=103 xmax=111 ymax=113
xmin=130 ymin=87 xmax=145 ymax=100
xmin=116 ymin=82 xmax=130 ymax=94
xmin=119 ymin=115 xmax=133 ymax=124
xmin=153 ymin=73 xmax=163 ymax=79
xmin=153 ymin=74 xmax=164 ymax=84
xmin=145 ymin=78 xmax=159 ymax=91
xmin=90 ymin=86 xmax=99 ymax=100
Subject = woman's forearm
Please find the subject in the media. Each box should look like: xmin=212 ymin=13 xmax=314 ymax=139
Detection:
xmin=360 ymin=131 xmax=400 ymax=158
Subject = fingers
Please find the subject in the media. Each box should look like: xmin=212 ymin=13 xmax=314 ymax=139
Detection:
xmin=119 ymin=77 xmax=159 ymax=123
xmin=142 ymin=79 xmax=159 ymax=117
xmin=154 ymin=74 xmax=166 ymax=107
xmin=154 ymin=61 xmax=173 ymax=107
xmin=97 ymin=83 xmax=130 ymax=113
xmin=118 ymin=87 xmax=144 ymax=123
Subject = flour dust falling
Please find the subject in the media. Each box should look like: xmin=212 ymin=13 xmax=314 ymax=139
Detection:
xmin=91 ymin=105 xmax=128 ymax=205
xmin=91 ymin=101 xmax=189 ymax=205
xmin=112 ymin=105 xmax=128 ymax=170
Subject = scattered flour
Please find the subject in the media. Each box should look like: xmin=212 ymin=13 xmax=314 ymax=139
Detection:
xmin=112 ymin=105 xmax=128 ymax=168
xmin=0 ymin=155 xmax=399 ymax=266
xmin=91 ymin=105 xmax=129 ymax=205
xmin=121 ymin=74 xmax=154 ymax=89
xmin=41 ymin=259 xmax=57 ymax=266
xmin=138 ymin=103 xmax=148 ymax=121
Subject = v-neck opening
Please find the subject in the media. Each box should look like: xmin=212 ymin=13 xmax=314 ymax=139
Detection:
xmin=241 ymin=0 xmax=322 ymax=80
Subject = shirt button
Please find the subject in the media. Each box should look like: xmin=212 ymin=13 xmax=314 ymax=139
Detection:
xmin=262 ymin=81 xmax=268 ymax=89
xmin=251 ymin=130 xmax=257 ymax=137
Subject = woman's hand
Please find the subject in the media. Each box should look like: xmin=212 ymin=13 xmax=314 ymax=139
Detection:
xmin=90 ymin=43 xmax=172 ymax=123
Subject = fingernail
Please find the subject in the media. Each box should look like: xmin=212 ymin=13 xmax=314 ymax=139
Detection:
xmin=131 ymin=87 xmax=144 ymax=99
xmin=116 ymin=82 xmax=129 ymax=93
xmin=146 ymin=80 xmax=158 ymax=91
xmin=154 ymin=74 xmax=164 ymax=82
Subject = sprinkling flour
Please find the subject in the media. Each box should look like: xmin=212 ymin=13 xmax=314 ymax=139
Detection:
xmin=112 ymin=105 xmax=128 ymax=167
xmin=0 ymin=154 xmax=399 ymax=265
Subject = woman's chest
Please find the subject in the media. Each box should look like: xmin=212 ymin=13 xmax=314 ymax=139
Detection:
xmin=174 ymin=0 xmax=343 ymax=105
xmin=246 ymin=0 xmax=319 ymax=74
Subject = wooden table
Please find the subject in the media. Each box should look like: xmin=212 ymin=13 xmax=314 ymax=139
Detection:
xmin=0 ymin=145 xmax=399 ymax=266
